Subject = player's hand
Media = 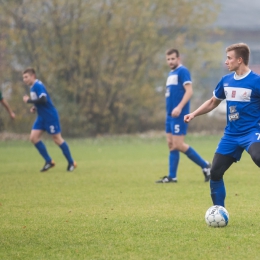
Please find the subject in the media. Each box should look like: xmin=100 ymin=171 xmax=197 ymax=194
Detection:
xmin=184 ymin=113 xmax=194 ymax=123
xmin=10 ymin=112 xmax=15 ymax=119
xmin=30 ymin=106 xmax=36 ymax=113
xmin=171 ymin=107 xmax=182 ymax=117
xmin=23 ymin=95 xmax=29 ymax=103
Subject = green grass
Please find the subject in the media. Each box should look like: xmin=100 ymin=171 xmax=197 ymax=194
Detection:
xmin=1 ymin=135 xmax=260 ymax=260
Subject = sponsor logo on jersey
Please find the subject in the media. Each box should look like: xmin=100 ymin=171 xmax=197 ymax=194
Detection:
xmin=228 ymin=112 xmax=239 ymax=121
xmin=224 ymin=87 xmax=252 ymax=102
xmin=166 ymin=75 xmax=178 ymax=86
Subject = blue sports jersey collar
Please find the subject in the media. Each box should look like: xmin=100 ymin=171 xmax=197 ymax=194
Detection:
xmin=170 ymin=64 xmax=182 ymax=72
xmin=30 ymin=79 xmax=38 ymax=88
xmin=234 ymin=70 xmax=251 ymax=80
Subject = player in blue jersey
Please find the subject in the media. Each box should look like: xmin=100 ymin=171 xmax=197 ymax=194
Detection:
xmin=184 ymin=43 xmax=260 ymax=207
xmin=0 ymin=90 xmax=15 ymax=119
xmin=156 ymin=48 xmax=211 ymax=183
xmin=22 ymin=68 xmax=76 ymax=172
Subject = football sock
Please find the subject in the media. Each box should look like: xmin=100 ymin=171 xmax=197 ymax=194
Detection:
xmin=210 ymin=179 xmax=226 ymax=207
xmin=59 ymin=141 xmax=74 ymax=164
xmin=184 ymin=146 xmax=208 ymax=168
xmin=169 ymin=150 xmax=179 ymax=179
xmin=35 ymin=141 xmax=52 ymax=163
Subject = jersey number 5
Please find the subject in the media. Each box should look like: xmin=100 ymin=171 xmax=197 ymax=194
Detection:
xmin=174 ymin=124 xmax=180 ymax=133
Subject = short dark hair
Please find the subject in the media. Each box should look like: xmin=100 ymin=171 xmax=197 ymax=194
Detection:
xmin=226 ymin=43 xmax=250 ymax=66
xmin=166 ymin=48 xmax=179 ymax=57
xmin=23 ymin=68 xmax=36 ymax=75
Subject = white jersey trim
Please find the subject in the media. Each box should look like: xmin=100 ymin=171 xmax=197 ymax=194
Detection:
xmin=234 ymin=70 xmax=251 ymax=80
xmin=213 ymin=91 xmax=225 ymax=101
xmin=183 ymin=80 xmax=192 ymax=86
xmin=39 ymin=93 xmax=47 ymax=98
xmin=224 ymin=87 xmax=252 ymax=102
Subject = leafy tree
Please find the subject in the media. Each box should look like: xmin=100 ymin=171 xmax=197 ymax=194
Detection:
xmin=0 ymin=0 xmax=221 ymax=136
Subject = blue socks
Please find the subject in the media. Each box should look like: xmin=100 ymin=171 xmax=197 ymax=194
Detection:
xmin=169 ymin=150 xmax=179 ymax=178
xmin=210 ymin=179 xmax=226 ymax=207
xmin=59 ymin=141 xmax=74 ymax=164
xmin=35 ymin=141 xmax=52 ymax=163
xmin=185 ymin=146 xmax=208 ymax=168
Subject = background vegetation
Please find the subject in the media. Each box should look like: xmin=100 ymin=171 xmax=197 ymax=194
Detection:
xmin=0 ymin=0 xmax=222 ymax=136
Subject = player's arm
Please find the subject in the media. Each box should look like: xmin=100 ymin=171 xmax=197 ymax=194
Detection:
xmin=184 ymin=96 xmax=221 ymax=123
xmin=171 ymin=83 xmax=193 ymax=117
xmin=23 ymin=94 xmax=47 ymax=104
xmin=0 ymin=99 xmax=15 ymax=119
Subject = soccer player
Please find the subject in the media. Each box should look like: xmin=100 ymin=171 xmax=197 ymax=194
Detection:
xmin=184 ymin=43 xmax=260 ymax=207
xmin=156 ymin=49 xmax=211 ymax=183
xmin=0 ymin=90 xmax=15 ymax=119
xmin=22 ymin=68 xmax=76 ymax=172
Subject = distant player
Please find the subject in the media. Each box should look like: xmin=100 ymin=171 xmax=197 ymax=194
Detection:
xmin=184 ymin=43 xmax=260 ymax=207
xmin=156 ymin=49 xmax=211 ymax=183
xmin=22 ymin=68 xmax=76 ymax=172
xmin=0 ymin=90 xmax=15 ymax=119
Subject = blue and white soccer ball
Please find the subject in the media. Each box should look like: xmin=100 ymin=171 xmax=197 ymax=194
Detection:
xmin=205 ymin=205 xmax=229 ymax=227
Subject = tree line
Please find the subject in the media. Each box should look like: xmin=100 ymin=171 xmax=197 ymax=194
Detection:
xmin=0 ymin=0 xmax=222 ymax=136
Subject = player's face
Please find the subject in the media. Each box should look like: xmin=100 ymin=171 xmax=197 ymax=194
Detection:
xmin=23 ymin=73 xmax=36 ymax=86
xmin=166 ymin=53 xmax=180 ymax=70
xmin=225 ymin=50 xmax=241 ymax=72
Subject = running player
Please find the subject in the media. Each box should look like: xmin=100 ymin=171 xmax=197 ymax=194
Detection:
xmin=22 ymin=68 xmax=76 ymax=172
xmin=184 ymin=43 xmax=260 ymax=207
xmin=156 ymin=48 xmax=211 ymax=183
xmin=0 ymin=90 xmax=15 ymax=119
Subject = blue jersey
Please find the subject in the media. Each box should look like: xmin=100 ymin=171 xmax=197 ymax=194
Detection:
xmin=165 ymin=65 xmax=192 ymax=116
xmin=214 ymin=71 xmax=260 ymax=136
xmin=30 ymin=80 xmax=59 ymax=121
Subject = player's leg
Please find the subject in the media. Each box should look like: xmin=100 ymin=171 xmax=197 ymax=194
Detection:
xmin=31 ymin=118 xmax=55 ymax=172
xmin=183 ymin=143 xmax=211 ymax=182
xmin=210 ymin=153 xmax=235 ymax=207
xmin=51 ymin=133 xmax=76 ymax=171
xmin=171 ymin=117 xmax=211 ymax=181
xmin=156 ymin=116 xmax=179 ymax=183
xmin=248 ymin=142 xmax=260 ymax=167
xmin=210 ymin=135 xmax=242 ymax=207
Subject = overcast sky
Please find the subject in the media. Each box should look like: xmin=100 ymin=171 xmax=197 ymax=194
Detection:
xmin=215 ymin=0 xmax=260 ymax=29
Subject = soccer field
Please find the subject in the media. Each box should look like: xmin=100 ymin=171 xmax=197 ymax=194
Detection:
xmin=1 ymin=135 xmax=260 ymax=260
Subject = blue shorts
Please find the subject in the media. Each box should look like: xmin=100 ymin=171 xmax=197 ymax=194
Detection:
xmin=32 ymin=116 xmax=61 ymax=135
xmin=165 ymin=115 xmax=188 ymax=135
xmin=216 ymin=130 xmax=260 ymax=161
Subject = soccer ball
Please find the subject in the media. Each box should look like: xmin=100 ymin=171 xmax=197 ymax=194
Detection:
xmin=205 ymin=205 xmax=229 ymax=227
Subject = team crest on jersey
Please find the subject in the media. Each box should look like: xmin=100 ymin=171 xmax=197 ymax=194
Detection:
xmin=229 ymin=106 xmax=236 ymax=113
xmin=231 ymin=90 xmax=236 ymax=98
xmin=224 ymin=83 xmax=229 ymax=87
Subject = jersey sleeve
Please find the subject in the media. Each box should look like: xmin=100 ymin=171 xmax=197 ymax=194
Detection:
xmin=213 ymin=78 xmax=226 ymax=100
xmin=179 ymin=67 xmax=192 ymax=86
xmin=32 ymin=82 xmax=47 ymax=99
